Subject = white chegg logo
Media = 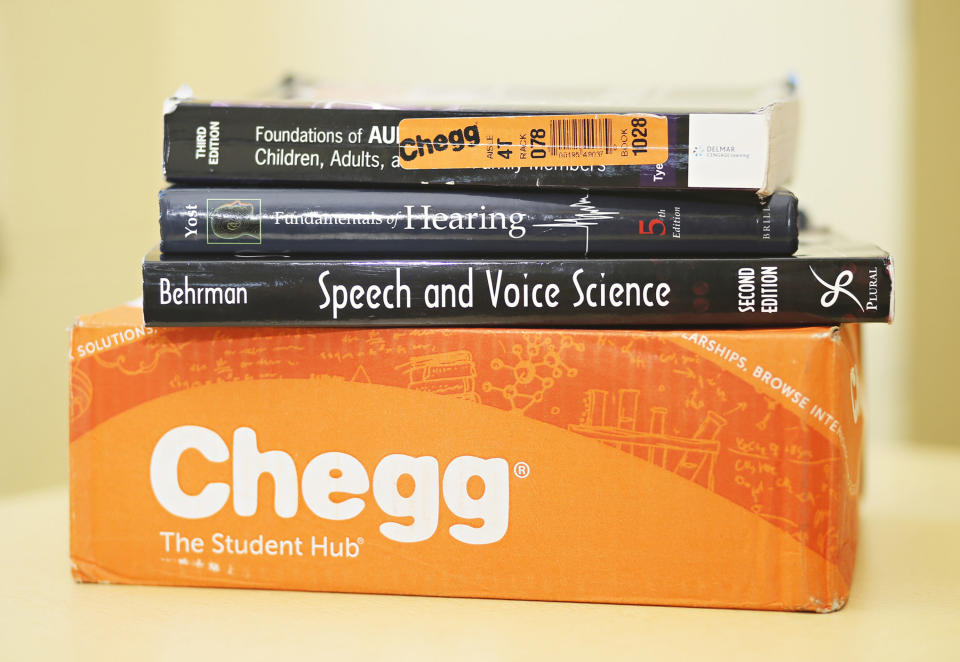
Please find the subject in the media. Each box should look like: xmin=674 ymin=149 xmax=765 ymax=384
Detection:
xmin=149 ymin=425 xmax=511 ymax=545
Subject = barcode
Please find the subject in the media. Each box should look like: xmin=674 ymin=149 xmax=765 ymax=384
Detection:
xmin=548 ymin=117 xmax=615 ymax=156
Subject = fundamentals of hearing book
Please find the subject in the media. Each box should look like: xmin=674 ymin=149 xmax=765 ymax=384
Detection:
xmin=142 ymin=230 xmax=893 ymax=327
xmin=162 ymin=80 xmax=798 ymax=195
xmin=158 ymin=188 xmax=798 ymax=257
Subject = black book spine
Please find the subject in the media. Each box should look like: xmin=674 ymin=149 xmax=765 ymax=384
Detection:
xmin=142 ymin=253 xmax=893 ymax=327
xmin=163 ymin=103 xmax=690 ymax=189
xmin=159 ymin=188 xmax=797 ymax=257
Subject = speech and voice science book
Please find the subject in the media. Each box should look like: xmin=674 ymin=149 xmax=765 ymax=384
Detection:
xmin=142 ymin=230 xmax=892 ymax=328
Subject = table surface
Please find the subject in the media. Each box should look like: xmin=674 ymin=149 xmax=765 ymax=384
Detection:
xmin=2 ymin=443 xmax=958 ymax=661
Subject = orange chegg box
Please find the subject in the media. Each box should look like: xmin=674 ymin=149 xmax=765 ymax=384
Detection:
xmin=70 ymin=303 xmax=862 ymax=612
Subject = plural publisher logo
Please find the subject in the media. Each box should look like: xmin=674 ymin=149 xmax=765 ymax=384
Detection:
xmin=207 ymin=199 xmax=262 ymax=244
xmin=809 ymin=267 xmax=864 ymax=311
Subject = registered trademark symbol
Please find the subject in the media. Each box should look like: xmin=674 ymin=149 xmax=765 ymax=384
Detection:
xmin=357 ymin=537 xmax=364 ymax=545
xmin=513 ymin=462 xmax=530 ymax=478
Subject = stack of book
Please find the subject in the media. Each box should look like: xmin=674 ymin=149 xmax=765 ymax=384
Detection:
xmin=69 ymin=81 xmax=893 ymax=611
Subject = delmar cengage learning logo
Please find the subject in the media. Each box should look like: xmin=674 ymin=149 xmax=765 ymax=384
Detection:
xmin=206 ymin=199 xmax=262 ymax=244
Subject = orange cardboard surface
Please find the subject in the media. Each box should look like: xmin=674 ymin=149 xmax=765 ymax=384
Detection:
xmin=70 ymin=303 xmax=862 ymax=611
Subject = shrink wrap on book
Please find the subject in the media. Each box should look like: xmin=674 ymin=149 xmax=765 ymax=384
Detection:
xmin=163 ymin=81 xmax=798 ymax=194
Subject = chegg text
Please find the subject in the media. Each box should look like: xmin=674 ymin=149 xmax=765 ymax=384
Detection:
xmin=398 ymin=124 xmax=480 ymax=162
xmin=150 ymin=425 xmax=510 ymax=545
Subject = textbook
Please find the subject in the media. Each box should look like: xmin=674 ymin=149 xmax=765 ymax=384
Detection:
xmin=162 ymin=81 xmax=798 ymax=195
xmin=142 ymin=230 xmax=892 ymax=327
xmin=71 ymin=302 xmax=862 ymax=611
xmin=158 ymin=187 xmax=798 ymax=257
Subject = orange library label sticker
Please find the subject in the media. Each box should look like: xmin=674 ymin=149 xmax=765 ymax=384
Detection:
xmin=397 ymin=114 xmax=669 ymax=170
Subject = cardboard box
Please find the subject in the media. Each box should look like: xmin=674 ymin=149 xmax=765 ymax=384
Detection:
xmin=70 ymin=303 xmax=862 ymax=611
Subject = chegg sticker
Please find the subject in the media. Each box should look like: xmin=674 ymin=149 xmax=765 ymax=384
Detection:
xmin=397 ymin=114 xmax=669 ymax=170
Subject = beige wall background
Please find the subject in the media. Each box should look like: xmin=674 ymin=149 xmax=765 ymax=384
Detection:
xmin=0 ymin=0 xmax=920 ymax=495
xmin=910 ymin=0 xmax=959 ymax=444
